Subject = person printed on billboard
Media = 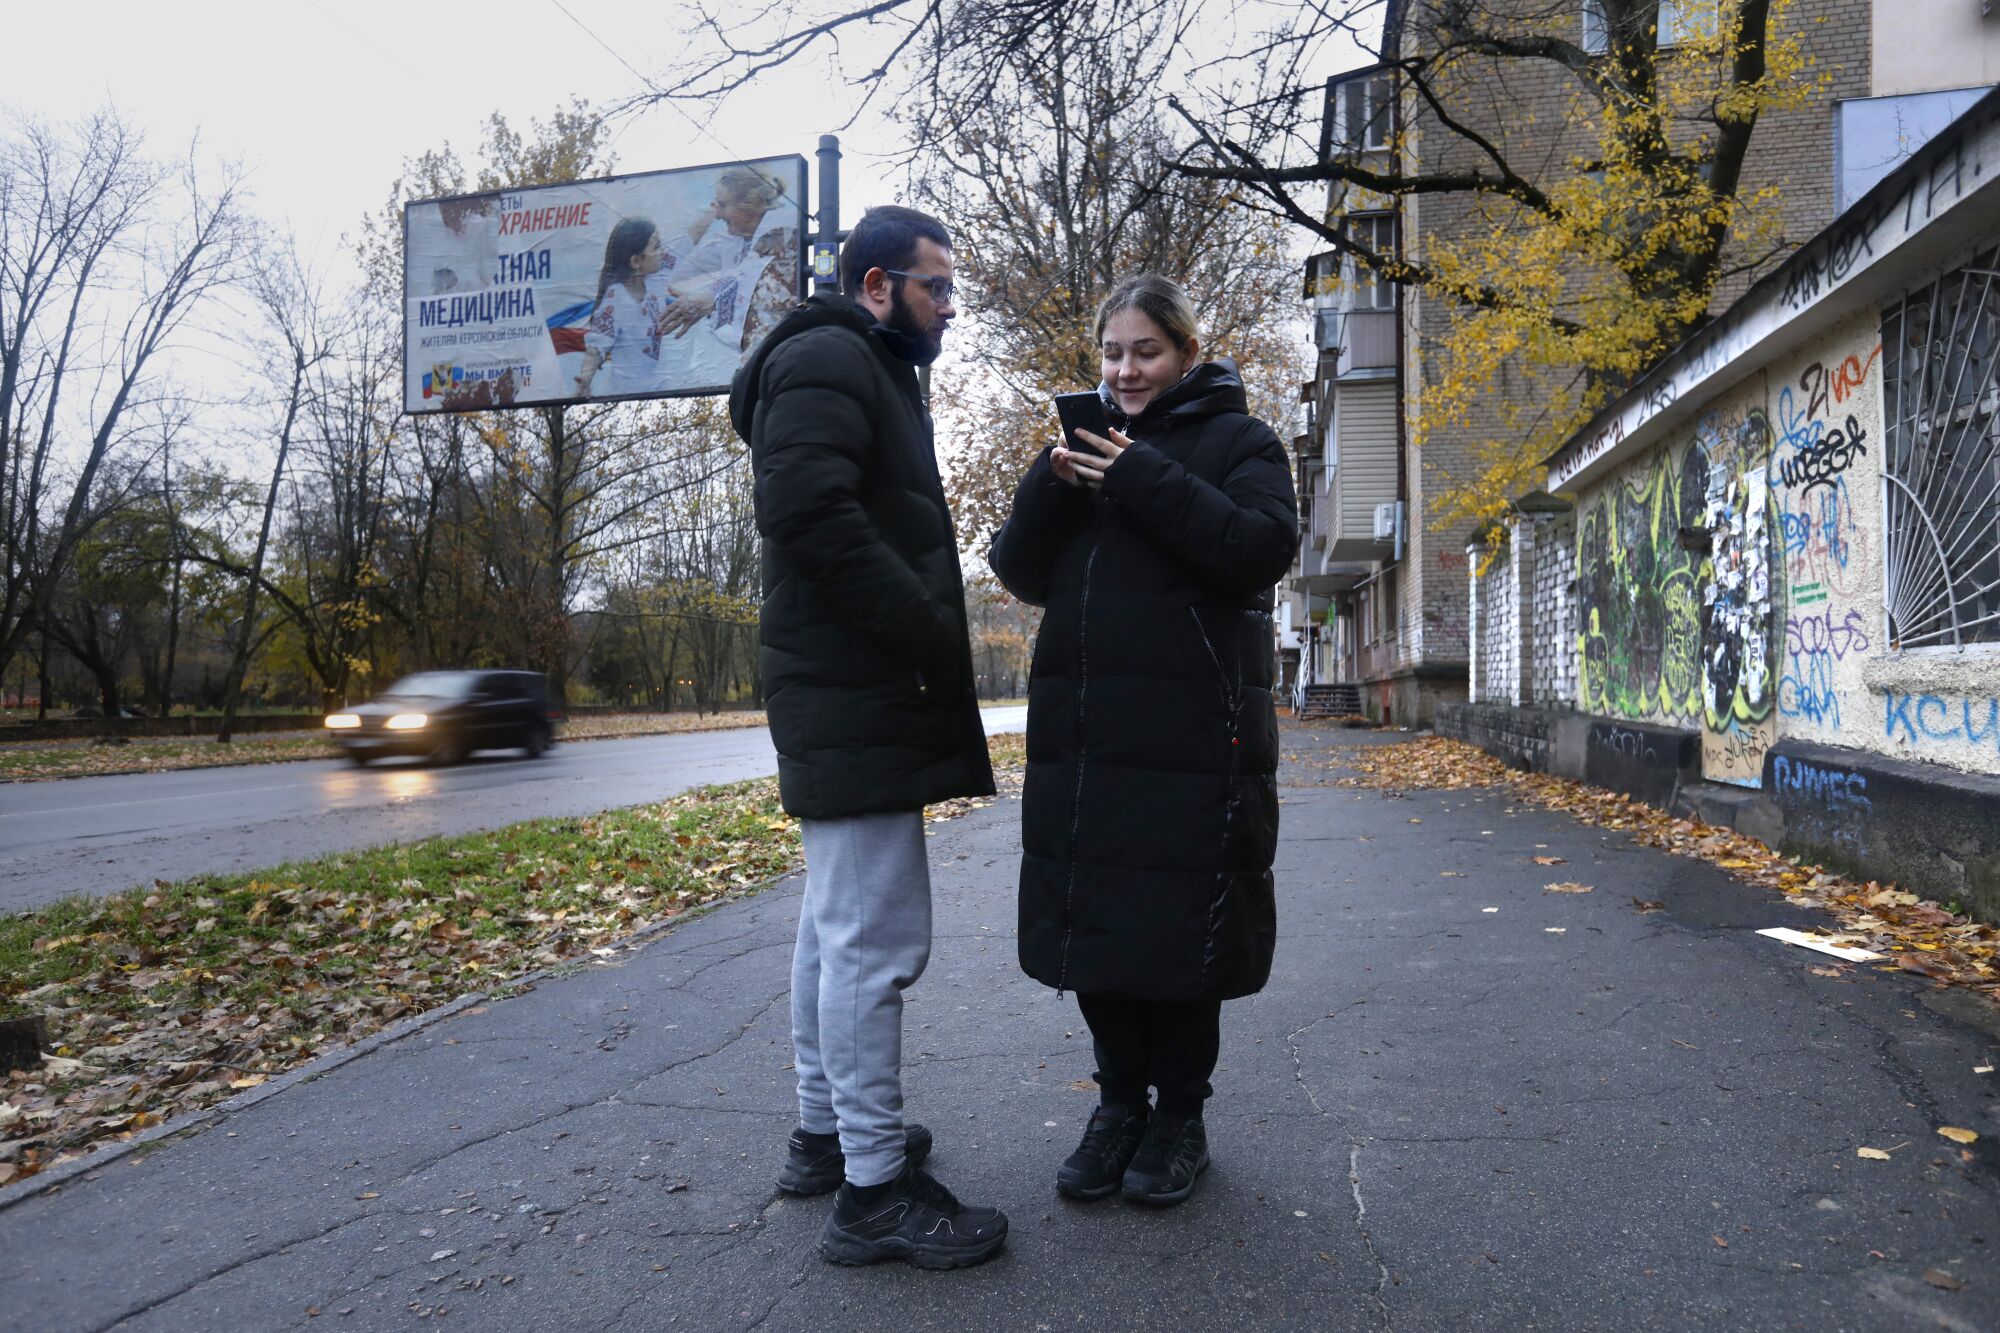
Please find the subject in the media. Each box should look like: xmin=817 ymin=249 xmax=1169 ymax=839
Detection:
xmin=572 ymin=217 xmax=679 ymax=399
xmin=658 ymin=167 xmax=797 ymax=380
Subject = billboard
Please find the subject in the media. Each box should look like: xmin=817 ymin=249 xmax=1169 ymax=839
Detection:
xmin=403 ymin=155 xmax=809 ymax=413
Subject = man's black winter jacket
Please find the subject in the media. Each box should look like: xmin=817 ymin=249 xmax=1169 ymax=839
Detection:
xmin=730 ymin=293 xmax=994 ymax=819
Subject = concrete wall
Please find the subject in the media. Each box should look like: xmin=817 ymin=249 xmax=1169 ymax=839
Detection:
xmin=1873 ymin=3 xmax=2000 ymax=98
xmin=1528 ymin=511 xmax=1577 ymax=707
xmin=1559 ymin=306 xmax=2000 ymax=785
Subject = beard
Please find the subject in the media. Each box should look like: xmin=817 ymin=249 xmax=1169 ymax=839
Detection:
xmin=881 ymin=283 xmax=946 ymax=365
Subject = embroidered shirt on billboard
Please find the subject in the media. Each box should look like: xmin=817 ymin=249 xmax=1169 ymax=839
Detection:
xmin=584 ymin=272 xmax=685 ymax=396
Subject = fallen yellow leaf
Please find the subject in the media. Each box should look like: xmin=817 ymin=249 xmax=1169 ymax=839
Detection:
xmin=228 ymin=1074 xmax=267 ymax=1090
xmin=1532 ymin=856 xmax=1567 ymax=866
xmin=1544 ymin=882 xmax=1593 ymax=894
xmin=1856 ymin=1147 xmax=1892 ymax=1161
xmin=1938 ymin=1126 xmax=1978 ymax=1145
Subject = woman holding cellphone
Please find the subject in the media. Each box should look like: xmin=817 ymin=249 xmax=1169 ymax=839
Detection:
xmin=988 ymin=274 xmax=1297 ymax=1206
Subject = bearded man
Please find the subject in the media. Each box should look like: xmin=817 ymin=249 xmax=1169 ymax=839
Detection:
xmin=728 ymin=204 xmax=1005 ymax=1269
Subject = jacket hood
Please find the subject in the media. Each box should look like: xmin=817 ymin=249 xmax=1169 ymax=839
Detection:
xmin=729 ymin=291 xmax=879 ymax=442
xmin=1099 ymin=358 xmax=1248 ymax=434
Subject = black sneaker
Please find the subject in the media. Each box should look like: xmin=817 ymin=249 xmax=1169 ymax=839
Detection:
xmin=1122 ymin=1113 xmax=1209 ymax=1206
xmin=778 ymin=1122 xmax=934 ymax=1195
xmin=819 ymin=1163 xmax=1009 ymax=1270
xmin=1056 ymin=1105 xmax=1150 ymax=1200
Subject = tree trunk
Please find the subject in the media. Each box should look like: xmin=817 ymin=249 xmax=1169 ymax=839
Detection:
xmin=36 ymin=628 xmax=51 ymax=720
xmin=92 ymin=658 xmax=120 ymax=718
xmin=160 ymin=451 xmax=183 ymax=717
xmin=540 ymin=406 xmax=573 ymax=710
xmin=218 ymin=350 xmax=306 ymax=744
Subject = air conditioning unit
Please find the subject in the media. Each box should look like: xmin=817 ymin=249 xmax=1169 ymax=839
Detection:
xmin=1373 ymin=501 xmax=1400 ymax=541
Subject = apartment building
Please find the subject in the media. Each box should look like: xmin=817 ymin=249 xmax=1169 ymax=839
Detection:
xmin=1280 ymin=0 xmax=1991 ymax=725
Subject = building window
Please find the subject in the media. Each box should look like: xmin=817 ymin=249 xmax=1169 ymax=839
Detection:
xmin=1331 ymin=73 xmax=1393 ymax=154
xmin=1343 ymin=213 xmax=1398 ymax=310
xmin=1582 ymin=1 xmax=1709 ymax=55
xmin=1880 ymin=245 xmax=2000 ymax=649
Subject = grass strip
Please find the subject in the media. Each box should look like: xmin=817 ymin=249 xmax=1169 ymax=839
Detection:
xmin=0 ymin=731 xmax=1025 ymax=1185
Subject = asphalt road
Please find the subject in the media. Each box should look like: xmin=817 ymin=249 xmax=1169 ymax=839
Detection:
xmin=3 ymin=728 xmax=1995 ymax=1331
xmin=0 ymin=707 xmax=1027 ymax=914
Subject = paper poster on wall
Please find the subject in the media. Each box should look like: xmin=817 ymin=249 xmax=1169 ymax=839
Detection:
xmin=402 ymin=156 xmax=808 ymax=412
xmin=1701 ymin=463 xmax=1778 ymax=786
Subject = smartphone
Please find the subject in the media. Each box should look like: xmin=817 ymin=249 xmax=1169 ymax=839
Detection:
xmin=1053 ymin=391 xmax=1113 ymax=453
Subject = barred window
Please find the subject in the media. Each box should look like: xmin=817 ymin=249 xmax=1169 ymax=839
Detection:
xmin=1881 ymin=245 xmax=2000 ymax=649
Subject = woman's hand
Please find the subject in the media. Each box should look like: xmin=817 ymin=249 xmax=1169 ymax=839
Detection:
xmin=1050 ymin=440 xmax=1085 ymax=486
xmin=1056 ymin=427 xmax=1129 ymax=489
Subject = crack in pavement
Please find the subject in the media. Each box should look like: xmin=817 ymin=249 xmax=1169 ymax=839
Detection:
xmin=661 ymin=940 xmax=794 ymax=993
xmin=95 ymin=1208 xmax=384 ymax=1332
xmin=1349 ymin=1143 xmax=1393 ymax=1330
xmin=615 ymin=1100 xmax=791 ymax=1119
xmin=740 ymin=1235 xmax=815 ymax=1332
xmin=72 ymin=985 xmax=799 ymax=1330
xmin=1286 ymin=994 xmax=1374 ymax=1116
xmin=1284 ymin=992 xmax=1392 ymax=1330
xmin=382 ymin=991 xmax=791 ymax=1193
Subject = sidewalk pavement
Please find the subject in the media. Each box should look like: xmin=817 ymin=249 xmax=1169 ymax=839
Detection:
xmin=3 ymin=729 xmax=1997 ymax=1331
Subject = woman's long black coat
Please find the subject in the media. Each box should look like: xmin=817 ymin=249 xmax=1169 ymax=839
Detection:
xmin=988 ymin=362 xmax=1298 ymax=1002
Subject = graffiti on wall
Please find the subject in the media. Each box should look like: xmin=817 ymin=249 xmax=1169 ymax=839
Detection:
xmin=1884 ymin=692 xmax=2000 ymax=756
xmin=1769 ymin=753 xmax=1873 ymax=857
xmin=1575 ymin=402 xmax=1779 ymax=785
xmin=1774 ymin=342 xmax=1881 ymax=738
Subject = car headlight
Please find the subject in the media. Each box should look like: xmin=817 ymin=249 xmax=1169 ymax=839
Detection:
xmin=384 ymin=713 xmax=429 ymax=731
xmin=325 ymin=713 xmax=361 ymax=729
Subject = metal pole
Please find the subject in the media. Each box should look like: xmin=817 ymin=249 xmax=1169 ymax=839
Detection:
xmin=814 ymin=134 xmax=842 ymax=293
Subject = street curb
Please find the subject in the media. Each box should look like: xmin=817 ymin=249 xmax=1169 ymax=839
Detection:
xmin=0 ymin=875 xmax=802 ymax=1215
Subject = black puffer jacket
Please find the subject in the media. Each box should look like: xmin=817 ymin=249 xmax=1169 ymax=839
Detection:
xmin=988 ymin=361 xmax=1297 ymax=1001
xmin=729 ymin=293 xmax=994 ymax=819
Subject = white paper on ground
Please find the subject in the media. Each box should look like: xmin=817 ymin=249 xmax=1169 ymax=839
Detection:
xmin=1755 ymin=927 xmax=1883 ymax=962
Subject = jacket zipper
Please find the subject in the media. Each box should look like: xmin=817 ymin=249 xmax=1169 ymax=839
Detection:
xmin=1056 ymin=537 xmax=1100 ymax=998
xmin=1188 ymin=606 xmax=1243 ymax=995
xmin=1188 ymin=607 xmax=1239 ymax=717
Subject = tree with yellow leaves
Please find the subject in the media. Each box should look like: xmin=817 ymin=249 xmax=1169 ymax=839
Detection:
xmin=1174 ymin=0 xmax=1829 ymax=528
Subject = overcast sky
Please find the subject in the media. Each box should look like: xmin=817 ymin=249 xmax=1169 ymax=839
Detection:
xmin=5 ymin=1 xmax=909 ymax=268
xmin=8 ymin=0 xmax=1364 ymax=448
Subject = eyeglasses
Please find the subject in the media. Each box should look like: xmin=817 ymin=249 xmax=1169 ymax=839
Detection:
xmin=885 ymin=269 xmax=956 ymax=304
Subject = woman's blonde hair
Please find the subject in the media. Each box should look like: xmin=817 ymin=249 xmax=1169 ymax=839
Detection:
xmin=1092 ymin=273 xmax=1199 ymax=350
xmin=715 ymin=166 xmax=788 ymax=210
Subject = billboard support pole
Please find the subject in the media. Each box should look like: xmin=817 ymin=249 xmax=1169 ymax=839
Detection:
xmin=814 ymin=135 xmax=842 ymax=294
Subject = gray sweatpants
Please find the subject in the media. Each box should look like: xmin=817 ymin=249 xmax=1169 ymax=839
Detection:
xmin=791 ymin=810 xmax=932 ymax=1188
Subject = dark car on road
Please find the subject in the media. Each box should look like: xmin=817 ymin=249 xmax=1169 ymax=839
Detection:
xmin=324 ymin=670 xmax=558 ymax=766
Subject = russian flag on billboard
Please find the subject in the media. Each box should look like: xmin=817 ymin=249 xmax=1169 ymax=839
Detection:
xmin=546 ymin=298 xmax=594 ymax=356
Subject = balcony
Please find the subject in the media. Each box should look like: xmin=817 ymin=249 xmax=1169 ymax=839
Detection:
xmin=1315 ymin=307 xmax=1398 ymax=380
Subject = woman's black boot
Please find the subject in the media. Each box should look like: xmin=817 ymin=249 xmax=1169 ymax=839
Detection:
xmin=1121 ymin=1112 xmax=1208 ymax=1206
xmin=1056 ymin=1104 xmax=1150 ymax=1200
